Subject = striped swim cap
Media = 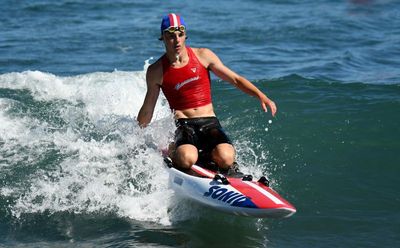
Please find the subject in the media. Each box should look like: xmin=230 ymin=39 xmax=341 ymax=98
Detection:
xmin=160 ymin=13 xmax=186 ymax=34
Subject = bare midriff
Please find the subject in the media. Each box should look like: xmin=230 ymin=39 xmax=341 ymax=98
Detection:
xmin=174 ymin=103 xmax=216 ymax=119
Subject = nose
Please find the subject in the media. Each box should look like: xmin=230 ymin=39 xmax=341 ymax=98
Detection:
xmin=172 ymin=33 xmax=180 ymax=41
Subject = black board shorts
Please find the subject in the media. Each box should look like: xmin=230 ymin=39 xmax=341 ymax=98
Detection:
xmin=174 ymin=117 xmax=232 ymax=158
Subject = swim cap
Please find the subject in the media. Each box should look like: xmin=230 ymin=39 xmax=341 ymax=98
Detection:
xmin=160 ymin=13 xmax=186 ymax=34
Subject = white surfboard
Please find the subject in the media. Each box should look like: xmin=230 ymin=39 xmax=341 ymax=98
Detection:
xmin=165 ymin=157 xmax=296 ymax=218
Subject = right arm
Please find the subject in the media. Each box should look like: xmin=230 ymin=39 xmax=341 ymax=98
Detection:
xmin=137 ymin=62 xmax=162 ymax=127
xmin=196 ymin=48 xmax=277 ymax=116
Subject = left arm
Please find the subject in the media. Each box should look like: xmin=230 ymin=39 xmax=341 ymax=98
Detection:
xmin=197 ymin=48 xmax=277 ymax=116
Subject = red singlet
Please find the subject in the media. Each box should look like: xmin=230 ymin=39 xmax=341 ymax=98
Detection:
xmin=161 ymin=47 xmax=212 ymax=110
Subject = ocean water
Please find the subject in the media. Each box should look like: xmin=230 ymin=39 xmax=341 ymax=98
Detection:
xmin=1 ymin=0 xmax=399 ymax=247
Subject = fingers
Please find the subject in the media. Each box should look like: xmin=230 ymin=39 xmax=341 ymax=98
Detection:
xmin=269 ymin=101 xmax=277 ymax=116
xmin=262 ymin=102 xmax=268 ymax=113
xmin=262 ymin=100 xmax=277 ymax=116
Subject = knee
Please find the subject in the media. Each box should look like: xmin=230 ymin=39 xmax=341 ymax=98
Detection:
xmin=174 ymin=145 xmax=198 ymax=170
xmin=212 ymin=144 xmax=235 ymax=169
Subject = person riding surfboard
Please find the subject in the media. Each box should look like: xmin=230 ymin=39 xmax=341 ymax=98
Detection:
xmin=137 ymin=13 xmax=277 ymax=175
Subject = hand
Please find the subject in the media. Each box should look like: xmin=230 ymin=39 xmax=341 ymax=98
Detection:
xmin=261 ymin=97 xmax=277 ymax=117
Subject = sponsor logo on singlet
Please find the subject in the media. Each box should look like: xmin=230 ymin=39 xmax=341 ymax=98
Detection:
xmin=174 ymin=76 xmax=200 ymax=90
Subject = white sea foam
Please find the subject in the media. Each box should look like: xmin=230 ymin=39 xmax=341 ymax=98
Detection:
xmin=0 ymin=68 xmax=167 ymax=122
xmin=0 ymin=65 xmax=272 ymax=225
xmin=0 ymin=65 xmax=187 ymax=225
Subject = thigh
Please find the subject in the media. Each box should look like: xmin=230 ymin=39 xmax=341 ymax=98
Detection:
xmin=174 ymin=144 xmax=198 ymax=169
xmin=211 ymin=143 xmax=236 ymax=169
xmin=176 ymin=144 xmax=198 ymax=156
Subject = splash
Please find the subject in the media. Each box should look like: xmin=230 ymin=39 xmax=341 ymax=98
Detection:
xmin=0 ymin=66 xmax=277 ymax=225
xmin=0 ymin=67 xmax=190 ymax=225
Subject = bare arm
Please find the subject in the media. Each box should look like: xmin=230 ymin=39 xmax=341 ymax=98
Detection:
xmin=137 ymin=63 xmax=162 ymax=127
xmin=197 ymin=48 xmax=277 ymax=116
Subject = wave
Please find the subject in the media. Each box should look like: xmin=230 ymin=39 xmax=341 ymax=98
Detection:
xmin=0 ymin=69 xmax=268 ymax=226
xmin=0 ymin=69 xmax=181 ymax=225
xmin=1 ymin=68 xmax=398 ymax=227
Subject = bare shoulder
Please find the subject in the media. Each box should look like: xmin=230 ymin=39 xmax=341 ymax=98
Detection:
xmin=192 ymin=47 xmax=216 ymax=58
xmin=191 ymin=47 xmax=220 ymax=68
xmin=147 ymin=57 xmax=163 ymax=73
xmin=146 ymin=57 xmax=163 ymax=86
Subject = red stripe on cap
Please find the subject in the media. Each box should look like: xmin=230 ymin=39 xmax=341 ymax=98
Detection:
xmin=168 ymin=13 xmax=180 ymax=27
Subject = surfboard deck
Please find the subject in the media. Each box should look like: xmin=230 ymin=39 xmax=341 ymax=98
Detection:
xmin=164 ymin=156 xmax=296 ymax=218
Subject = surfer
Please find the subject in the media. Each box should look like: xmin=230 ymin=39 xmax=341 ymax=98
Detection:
xmin=137 ymin=13 xmax=277 ymax=175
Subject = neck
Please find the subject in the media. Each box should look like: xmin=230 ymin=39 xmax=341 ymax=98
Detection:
xmin=166 ymin=46 xmax=188 ymax=65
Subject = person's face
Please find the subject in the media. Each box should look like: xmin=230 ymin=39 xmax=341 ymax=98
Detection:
xmin=162 ymin=29 xmax=186 ymax=55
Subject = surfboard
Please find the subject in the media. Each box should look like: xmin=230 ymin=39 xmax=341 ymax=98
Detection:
xmin=164 ymin=157 xmax=296 ymax=218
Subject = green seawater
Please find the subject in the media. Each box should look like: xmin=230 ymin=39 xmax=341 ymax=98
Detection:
xmin=1 ymin=72 xmax=399 ymax=247
xmin=1 ymin=0 xmax=400 ymax=246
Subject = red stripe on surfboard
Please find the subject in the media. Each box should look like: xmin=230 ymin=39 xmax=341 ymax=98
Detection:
xmin=190 ymin=164 xmax=295 ymax=211
xmin=228 ymin=178 xmax=295 ymax=210
xmin=191 ymin=164 xmax=216 ymax=178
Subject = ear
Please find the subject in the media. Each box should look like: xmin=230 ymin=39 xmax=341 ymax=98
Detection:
xmin=159 ymin=32 xmax=165 ymax=41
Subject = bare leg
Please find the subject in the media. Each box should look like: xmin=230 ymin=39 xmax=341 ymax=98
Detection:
xmin=211 ymin=143 xmax=236 ymax=170
xmin=173 ymin=144 xmax=198 ymax=170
